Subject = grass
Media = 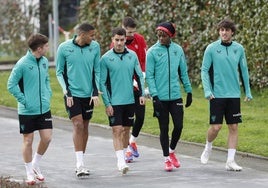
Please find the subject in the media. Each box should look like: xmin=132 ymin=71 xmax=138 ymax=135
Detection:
xmin=1 ymin=68 xmax=268 ymax=157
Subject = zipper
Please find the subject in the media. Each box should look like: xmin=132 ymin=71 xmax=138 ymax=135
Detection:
xmin=166 ymin=45 xmax=171 ymax=99
xmin=37 ymin=62 xmax=42 ymax=114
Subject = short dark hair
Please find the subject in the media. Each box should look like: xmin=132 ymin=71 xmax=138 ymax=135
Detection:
xmin=217 ymin=18 xmax=236 ymax=33
xmin=27 ymin=33 xmax=48 ymax=51
xmin=122 ymin=17 xmax=137 ymax=28
xmin=112 ymin=27 xmax=126 ymax=37
xmin=76 ymin=23 xmax=95 ymax=35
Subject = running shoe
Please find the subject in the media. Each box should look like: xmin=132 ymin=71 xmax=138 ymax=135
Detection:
xmin=125 ymin=151 xmax=133 ymax=163
xmin=26 ymin=173 xmax=36 ymax=185
xmin=200 ymin=149 xmax=211 ymax=164
xmin=33 ymin=165 xmax=45 ymax=181
xmin=75 ymin=166 xmax=90 ymax=178
xmin=129 ymin=142 xmax=139 ymax=158
xmin=164 ymin=159 xmax=173 ymax=172
xmin=118 ymin=163 xmax=129 ymax=175
xmin=169 ymin=152 xmax=180 ymax=168
xmin=225 ymin=160 xmax=242 ymax=171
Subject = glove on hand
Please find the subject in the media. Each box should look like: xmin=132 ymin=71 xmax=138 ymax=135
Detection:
xmin=185 ymin=93 xmax=192 ymax=108
xmin=153 ymin=96 xmax=163 ymax=117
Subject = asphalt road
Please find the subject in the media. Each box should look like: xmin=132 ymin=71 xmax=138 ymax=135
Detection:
xmin=0 ymin=106 xmax=268 ymax=188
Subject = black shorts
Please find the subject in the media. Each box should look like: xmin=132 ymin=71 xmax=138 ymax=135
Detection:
xmin=209 ymin=98 xmax=242 ymax=124
xmin=64 ymin=96 xmax=94 ymax=120
xmin=18 ymin=111 xmax=53 ymax=134
xmin=108 ymin=104 xmax=135 ymax=127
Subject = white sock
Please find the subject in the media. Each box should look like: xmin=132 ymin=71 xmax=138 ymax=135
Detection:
xmin=32 ymin=152 xmax=42 ymax=167
xmin=169 ymin=148 xmax=175 ymax=153
xmin=164 ymin=156 xmax=170 ymax=162
xmin=116 ymin=150 xmax=125 ymax=166
xmin=75 ymin=151 xmax=84 ymax=168
xmin=25 ymin=162 xmax=33 ymax=175
xmin=129 ymin=135 xmax=137 ymax=143
xmin=205 ymin=140 xmax=213 ymax=150
xmin=227 ymin=149 xmax=236 ymax=162
xmin=123 ymin=148 xmax=128 ymax=154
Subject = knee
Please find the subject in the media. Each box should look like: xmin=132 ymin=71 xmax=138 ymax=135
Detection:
xmin=211 ymin=125 xmax=222 ymax=133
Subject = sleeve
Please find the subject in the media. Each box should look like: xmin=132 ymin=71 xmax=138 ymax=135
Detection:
xmin=7 ymin=63 xmax=26 ymax=105
xmin=99 ymin=57 xmax=110 ymax=107
xmin=55 ymin=45 xmax=68 ymax=95
xmin=139 ymin=36 xmax=147 ymax=72
xmin=92 ymin=44 xmax=101 ymax=96
xmin=178 ymin=51 xmax=192 ymax=93
xmin=201 ymin=46 xmax=213 ymax=98
xmin=239 ymin=47 xmax=252 ymax=99
xmin=145 ymin=50 xmax=158 ymax=97
xmin=45 ymin=62 xmax=52 ymax=98
xmin=134 ymin=55 xmax=145 ymax=96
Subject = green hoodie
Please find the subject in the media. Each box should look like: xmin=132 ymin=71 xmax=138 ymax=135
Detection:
xmin=7 ymin=50 xmax=52 ymax=115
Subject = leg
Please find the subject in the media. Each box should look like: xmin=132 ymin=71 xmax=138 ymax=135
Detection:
xmin=122 ymin=126 xmax=131 ymax=149
xmin=131 ymin=96 xmax=145 ymax=138
xmin=72 ymin=114 xmax=85 ymax=152
xmin=82 ymin=120 xmax=89 ymax=153
xmin=225 ymin=123 xmax=242 ymax=171
xmin=23 ymin=133 xmax=35 ymax=184
xmin=23 ymin=133 xmax=34 ymax=163
xmin=36 ymin=129 xmax=52 ymax=155
xmin=200 ymin=124 xmax=222 ymax=164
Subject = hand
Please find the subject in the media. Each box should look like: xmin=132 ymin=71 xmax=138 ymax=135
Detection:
xmin=90 ymin=96 xmax=100 ymax=106
xmin=139 ymin=96 xmax=146 ymax=105
xmin=185 ymin=93 xmax=192 ymax=108
xmin=105 ymin=106 xmax=113 ymax=116
xmin=244 ymin=96 xmax=252 ymax=102
xmin=65 ymin=96 xmax=74 ymax=107
xmin=153 ymin=96 xmax=163 ymax=117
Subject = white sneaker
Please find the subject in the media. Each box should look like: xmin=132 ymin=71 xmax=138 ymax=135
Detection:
xmin=225 ymin=160 xmax=242 ymax=171
xmin=33 ymin=165 xmax=45 ymax=181
xmin=75 ymin=166 xmax=90 ymax=178
xmin=200 ymin=149 xmax=211 ymax=164
xmin=26 ymin=173 xmax=36 ymax=185
xmin=118 ymin=163 xmax=129 ymax=175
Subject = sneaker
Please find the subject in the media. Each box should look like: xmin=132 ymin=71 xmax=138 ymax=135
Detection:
xmin=26 ymin=173 xmax=36 ymax=185
xmin=225 ymin=160 xmax=242 ymax=171
xmin=33 ymin=165 xmax=45 ymax=181
xmin=164 ymin=159 xmax=173 ymax=172
xmin=200 ymin=149 xmax=211 ymax=164
xmin=129 ymin=142 xmax=139 ymax=158
xmin=169 ymin=152 xmax=180 ymax=168
xmin=125 ymin=151 xmax=133 ymax=163
xmin=118 ymin=163 xmax=129 ymax=175
xmin=75 ymin=166 xmax=90 ymax=177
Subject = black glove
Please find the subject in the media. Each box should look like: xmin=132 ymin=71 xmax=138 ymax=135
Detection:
xmin=153 ymin=96 xmax=163 ymax=117
xmin=185 ymin=93 xmax=192 ymax=108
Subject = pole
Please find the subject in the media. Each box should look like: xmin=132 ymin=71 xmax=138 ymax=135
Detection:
xmin=48 ymin=14 xmax=53 ymax=59
xmin=53 ymin=0 xmax=59 ymax=63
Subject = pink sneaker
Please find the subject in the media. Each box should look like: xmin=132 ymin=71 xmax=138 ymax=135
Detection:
xmin=169 ymin=152 xmax=180 ymax=168
xmin=164 ymin=159 xmax=173 ymax=172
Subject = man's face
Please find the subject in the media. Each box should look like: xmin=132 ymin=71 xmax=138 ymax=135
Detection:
xmin=123 ymin=26 xmax=136 ymax=40
xmin=219 ymin=27 xmax=233 ymax=43
xmin=112 ymin=34 xmax=126 ymax=53
xmin=39 ymin=43 xmax=49 ymax=56
xmin=82 ymin=30 xmax=95 ymax=45
xmin=156 ymin=30 xmax=170 ymax=46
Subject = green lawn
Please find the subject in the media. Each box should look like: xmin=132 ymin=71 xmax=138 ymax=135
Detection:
xmin=1 ymin=69 xmax=268 ymax=157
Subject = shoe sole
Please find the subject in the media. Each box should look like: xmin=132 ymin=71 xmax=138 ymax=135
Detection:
xmin=26 ymin=180 xmax=36 ymax=185
xmin=121 ymin=166 xmax=129 ymax=175
xmin=226 ymin=167 xmax=242 ymax=171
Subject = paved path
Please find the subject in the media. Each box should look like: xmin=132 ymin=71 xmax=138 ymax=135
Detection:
xmin=0 ymin=106 xmax=268 ymax=188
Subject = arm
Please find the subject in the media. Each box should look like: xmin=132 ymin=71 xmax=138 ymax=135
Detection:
xmin=201 ymin=46 xmax=213 ymax=99
xmin=239 ymin=48 xmax=252 ymax=100
xmin=55 ymin=45 xmax=69 ymax=95
xmin=99 ymin=57 xmax=111 ymax=107
xmin=7 ymin=63 xmax=26 ymax=105
xmin=145 ymin=50 xmax=158 ymax=97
